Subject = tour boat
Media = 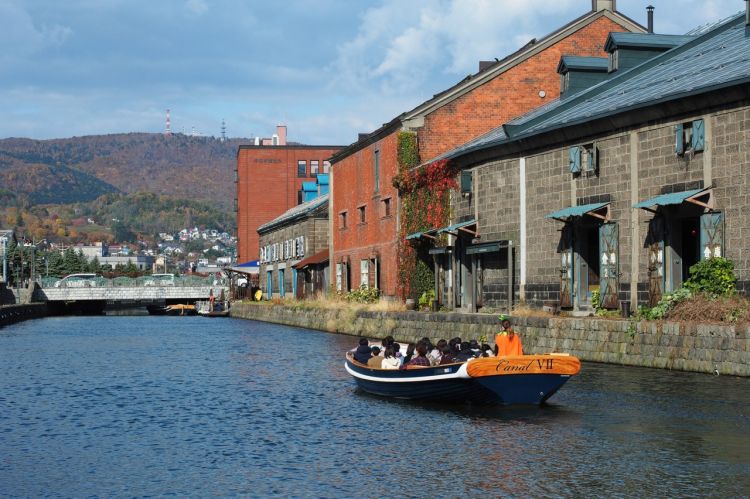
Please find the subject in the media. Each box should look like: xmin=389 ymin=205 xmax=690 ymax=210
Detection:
xmin=344 ymin=353 xmax=581 ymax=405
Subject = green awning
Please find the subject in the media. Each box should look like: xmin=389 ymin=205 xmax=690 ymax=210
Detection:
xmin=545 ymin=202 xmax=609 ymax=221
xmin=437 ymin=219 xmax=476 ymax=234
xmin=405 ymin=228 xmax=437 ymax=240
xmin=466 ymin=241 xmax=508 ymax=255
xmin=428 ymin=246 xmax=452 ymax=255
xmin=633 ymin=188 xmax=710 ymax=209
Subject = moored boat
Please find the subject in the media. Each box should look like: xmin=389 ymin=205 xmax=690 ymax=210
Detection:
xmin=345 ymin=353 xmax=581 ymax=405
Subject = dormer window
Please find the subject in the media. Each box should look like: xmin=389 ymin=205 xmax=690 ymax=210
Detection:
xmin=608 ymin=50 xmax=619 ymax=72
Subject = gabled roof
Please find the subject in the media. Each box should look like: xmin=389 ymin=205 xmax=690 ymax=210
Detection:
xmin=257 ymin=194 xmax=328 ymax=234
xmin=330 ymin=8 xmax=644 ymax=164
xmin=444 ymin=13 xmax=749 ymax=162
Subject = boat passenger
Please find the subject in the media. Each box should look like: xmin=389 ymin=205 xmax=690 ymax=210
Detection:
xmin=381 ymin=346 xmax=400 ymax=369
xmin=381 ymin=335 xmax=394 ymax=350
xmin=494 ymin=315 xmax=524 ymax=356
xmin=449 ymin=337 xmax=462 ymax=355
xmin=403 ymin=343 xmax=416 ymax=364
xmin=368 ymin=347 xmax=383 ymax=368
xmin=392 ymin=342 xmax=403 ymax=366
xmin=455 ymin=342 xmax=476 ymax=362
xmin=404 ymin=342 xmax=431 ymax=368
xmin=353 ymin=338 xmax=372 ymax=364
xmin=428 ymin=339 xmax=447 ymax=365
xmin=481 ymin=343 xmax=493 ymax=357
xmin=439 ymin=345 xmax=456 ymax=365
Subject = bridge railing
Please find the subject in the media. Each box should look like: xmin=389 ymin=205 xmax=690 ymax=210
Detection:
xmin=38 ymin=275 xmax=228 ymax=289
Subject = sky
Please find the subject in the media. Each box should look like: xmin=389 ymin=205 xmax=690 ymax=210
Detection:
xmin=0 ymin=0 xmax=742 ymax=145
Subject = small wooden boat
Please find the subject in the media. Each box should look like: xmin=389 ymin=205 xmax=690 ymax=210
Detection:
xmin=165 ymin=304 xmax=197 ymax=316
xmin=196 ymin=300 xmax=230 ymax=317
xmin=345 ymin=353 xmax=581 ymax=405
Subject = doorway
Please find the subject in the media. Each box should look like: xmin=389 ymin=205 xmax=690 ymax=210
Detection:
xmin=575 ymin=224 xmax=601 ymax=308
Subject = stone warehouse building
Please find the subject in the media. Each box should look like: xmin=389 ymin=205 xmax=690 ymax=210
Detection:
xmin=235 ymin=125 xmax=342 ymax=263
xmin=330 ymin=0 xmax=644 ymax=297
xmin=258 ymin=194 xmax=329 ymax=299
xmin=428 ymin=10 xmax=750 ymax=313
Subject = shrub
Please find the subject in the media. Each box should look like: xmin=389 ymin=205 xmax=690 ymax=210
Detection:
xmin=684 ymin=257 xmax=736 ymax=297
xmin=418 ymin=288 xmax=435 ymax=310
xmin=344 ymin=286 xmax=380 ymax=304
xmin=637 ymin=287 xmax=693 ymax=320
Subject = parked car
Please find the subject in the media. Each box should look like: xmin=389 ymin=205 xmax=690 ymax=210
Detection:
xmin=54 ymin=273 xmax=99 ymax=288
xmin=144 ymin=273 xmax=176 ymax=286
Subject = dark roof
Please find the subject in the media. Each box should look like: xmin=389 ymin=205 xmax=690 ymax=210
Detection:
xmin=557 ymin=56 xmax=608 ymax=74
xmin=604 ymin=32 xmax=695 ymax=52
xmin=444 ymin=13 xmax=750 ymax=162
xmin=257 ymin=194 xmax=328 ymax=234
xmin=292 ymin=248 xmax=329 ymax=269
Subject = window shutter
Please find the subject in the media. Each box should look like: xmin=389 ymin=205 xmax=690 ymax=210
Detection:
xmin=675 ymin=124 xmax=684 ymax=155
xmin=569 ymin=146 xmax=581 ymax=173
xmin=460 ymin=170 xmax=472 ymax=194
xmin=692 ymin=119 xmax=705 ymax=152
xmin=586 ymin=145 xmax=598 ymax=172
xmin=700 ymin=212 xmax=724 ymax=260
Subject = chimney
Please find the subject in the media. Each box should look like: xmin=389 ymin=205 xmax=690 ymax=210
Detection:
xmin=276 ymin=125 xmax=287 ymax=145
xmin=592 ymin=0 xmax=616 ymax=12
xmin=647 ymin=5 xmax=654 ymax=33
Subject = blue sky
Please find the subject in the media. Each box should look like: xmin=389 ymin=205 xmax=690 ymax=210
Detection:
xmin=0 ymin=0 xmax=742 ymax=144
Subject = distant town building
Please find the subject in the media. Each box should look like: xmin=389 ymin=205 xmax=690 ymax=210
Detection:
xmin=235 ymin=125 xmax=342 ymax=263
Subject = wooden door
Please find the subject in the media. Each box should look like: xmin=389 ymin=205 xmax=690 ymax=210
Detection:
xmin=700 ymin=212 xmax=724 ymax=260
xmin=599 ymin=223 xmax=619 ymax=309
xmin=647 ymin=217 xmax=665 ymax=307
xmin=559 ymin=225 xmax=574 ymax=308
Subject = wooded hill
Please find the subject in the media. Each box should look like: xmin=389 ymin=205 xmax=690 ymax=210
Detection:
xmin=0 ymin=133 xmax=248 ymax=210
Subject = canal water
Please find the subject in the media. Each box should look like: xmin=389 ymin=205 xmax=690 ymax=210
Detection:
xmin=1 ymin=316 xmax=748 ymax=497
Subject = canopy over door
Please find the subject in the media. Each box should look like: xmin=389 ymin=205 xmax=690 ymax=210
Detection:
xmin=560 ymin=225 xmax=574 ymax=308
xmin=599 ymin=223 xmax=619 ymax=309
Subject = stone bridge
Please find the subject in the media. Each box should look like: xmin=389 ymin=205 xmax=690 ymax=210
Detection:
xmin=36 ymin=286 xmax=226 ymax=303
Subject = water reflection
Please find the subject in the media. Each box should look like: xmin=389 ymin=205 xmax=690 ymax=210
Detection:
xmin=0 ymin=316 xmax=748 ymax=497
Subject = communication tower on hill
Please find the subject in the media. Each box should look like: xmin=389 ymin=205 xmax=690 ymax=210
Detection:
xmin=221 ymin=119 xmax=227 ymax=142
xmin=165 ymin=109 xmax=172 ymax=136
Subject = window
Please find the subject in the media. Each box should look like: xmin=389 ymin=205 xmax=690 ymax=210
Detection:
xmin=382 ymin=197 xmax=391 ymax=218
xmin=360 ymin=260 xmax=369 ymax=289
xmin=569 ymin=143 xmax=598 ymax=176
xmin=297 ymin=160 xmax=306 ymax=177
xmin=560 ymin=71 xmax=570 ymax=93
xmin=336 ymin=263 xmax=343 ymax=291
xmin=339 ymin=211 xmax=348 ymax=229
xmin=358 ymin=205 xmax=366 ymax=224
xmin=608 ymin=50 xmax=619 ymax=72
xmin=675 ymin=119 xmax=705 ymax=156
xmin=311 ymin=160 xmax=319 ymax=176
xmin=323 ymin=160 xmax=331 ymax=173
xmin=373 ymin=150 xmax=380 ymax=193
xmin=460 ymin=170 xmax=472 ymax=195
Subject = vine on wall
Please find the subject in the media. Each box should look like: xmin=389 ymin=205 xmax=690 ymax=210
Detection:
xmin=395 ymin=131 xmax=458 ymax=300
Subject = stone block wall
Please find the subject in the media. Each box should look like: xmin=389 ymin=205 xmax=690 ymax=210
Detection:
xmin=231 ymin=303 xmax=750 ymax=377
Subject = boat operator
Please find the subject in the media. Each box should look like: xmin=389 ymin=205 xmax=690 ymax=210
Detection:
xmin=494 ymin=314 xmax=523 ymax=356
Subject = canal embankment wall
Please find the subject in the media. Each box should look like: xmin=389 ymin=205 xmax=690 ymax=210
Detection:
xmin=230 ymin=303 xmax=750 ymax=377
xmin=0 ymin=303 xmax=48 ymax=327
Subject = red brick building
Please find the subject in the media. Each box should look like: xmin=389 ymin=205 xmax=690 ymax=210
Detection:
xmin=330 ymin=2 xmax=644 ymax=298
xmin=236 ymin=127 xmax=342 ymax=263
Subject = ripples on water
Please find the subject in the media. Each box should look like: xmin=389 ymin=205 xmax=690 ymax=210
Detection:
xmin=0 ymin=316 xmax=748 ymax=497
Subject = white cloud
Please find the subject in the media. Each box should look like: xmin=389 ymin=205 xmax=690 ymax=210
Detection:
xmin=185 ymin=0 xmax=208 ymax=17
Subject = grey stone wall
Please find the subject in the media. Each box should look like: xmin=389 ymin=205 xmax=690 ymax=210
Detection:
xmin=231 ymin=303 xmax=750 ymax=377
xmin=0 ymin=303 xmax=47 ymax=327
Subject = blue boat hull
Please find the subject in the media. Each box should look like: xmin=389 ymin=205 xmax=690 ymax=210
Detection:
xmin=345 ymin=356 xmax=576 ymax=406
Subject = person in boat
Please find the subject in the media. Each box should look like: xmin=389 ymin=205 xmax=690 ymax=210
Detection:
xmin=449 ymin=337 xmax=462 ymax=356
xmin=392 ymin=342 xmax=403 ymax=366
xmin=481 ymin=343 xmax=493 ymax=357
xmin=455 ymin=341 xmax=477 ymax=362
xmin=381 ymin=335 xmax=394 ymax=350
xmin=404 ymin=342 xmax=430 ymax=368
xmin=367 ymin=347 xmax=383 ymax=368
xmin=381 ymin=346 xmax=400 ymax=369
xmin=403 ymin=343 xmax=416 ymax=364
xmin=494 ymin=314 xmax=524 ymax=356
xmin=428 ymin=339 xmax=447 ymax=365
xmin=354 ymin=338 xmax=372 ymax=364
xmin=439 ymin=345 xmax=456 ymax=365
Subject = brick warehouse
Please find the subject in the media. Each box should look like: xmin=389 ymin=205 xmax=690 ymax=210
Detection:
xmin=429 ymin=10 xmax=750 ymax=313
xmin=330 ymin=0 xmax=644 ymax=298
xmin=235 ymin=126 xmax=342 ymax=263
